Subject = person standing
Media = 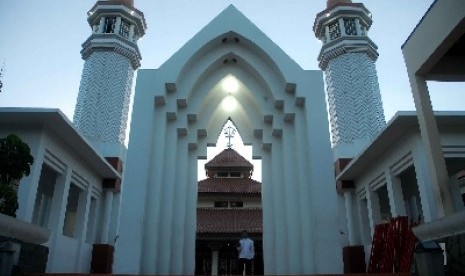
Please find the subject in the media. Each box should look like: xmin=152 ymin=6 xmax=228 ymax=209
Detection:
xmin=237 ymin=230 xmax=254 ymax=275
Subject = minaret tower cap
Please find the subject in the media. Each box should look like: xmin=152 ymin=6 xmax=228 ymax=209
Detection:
xmin=108 ymin=0 xmax=134 ymax=7
xmin=327 ymin=0 xmax=352 ymax=8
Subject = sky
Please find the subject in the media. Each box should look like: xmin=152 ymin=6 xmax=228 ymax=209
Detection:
xmin=0 ymin=0 xmax=464 ymax=180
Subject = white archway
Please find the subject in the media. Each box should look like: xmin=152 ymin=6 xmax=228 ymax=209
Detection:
xmin=114 ymin=6 xmax=342 ymax=275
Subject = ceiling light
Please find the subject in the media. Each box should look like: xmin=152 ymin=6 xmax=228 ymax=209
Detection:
xmin=222 ymin=95 xmax=237 ymax=112
xmin=222 ymin=76 xmax=239 ymax=93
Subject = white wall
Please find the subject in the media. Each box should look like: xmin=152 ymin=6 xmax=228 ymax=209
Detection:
xmin=1 ymin=126 xmax=108 ymax=273
xmin=349 ymin=126 xmax=465 ymax=252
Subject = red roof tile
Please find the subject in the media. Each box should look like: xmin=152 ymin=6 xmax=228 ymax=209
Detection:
xmin=205 ymin=148 xmax=253 ymax=170
xmin=198 ymin=178 xmax=261 ymax=194
xmin=197 ymin=208 xmax=262 ymax=234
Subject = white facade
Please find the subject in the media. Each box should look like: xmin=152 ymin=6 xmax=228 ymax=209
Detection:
xmin=0 ymin=108 xmax=121 ymax=273
xmin=399 ymin=2 xmax=465 ymax=271
xmin=402 ymin=0 xmax=465 ymax=219
xmin=314 ymin=2 xmax=385 ymax=159
xmin=336 ymin=111 xmax=465 ymax=264
xmin=114 ymin=5 xmax=342 ymax=275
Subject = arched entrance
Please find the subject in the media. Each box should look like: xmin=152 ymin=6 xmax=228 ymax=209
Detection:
xmin=114 ymin=6 xmax=341 ymax=275
xmin=195 ymin=125 xmax=264 ymax=275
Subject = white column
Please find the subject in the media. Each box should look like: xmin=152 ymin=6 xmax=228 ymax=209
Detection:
xmin=109 ymin=191 xmax=121 ymax=245
xmin=98 ymin=17 xmax=105 ymax=33
xmin=271 ymin=136 xmax=287 ymax=274
xmin=100 ymin=189 xmax=114 ymax=244
xmin=412 ymin=146 xmax=436 ymax=222
xmin=261 ymin=148 xmax=275 ymax=274
xmin=338 ymin=18 xmax=346 ymax=36
xmin=139 ymin=112 xmax=167 ymax=273
xmin=34 ymin=194 xmax=47 ymax=225
xmin=449 ymin=175 xmax=465 ymax=211
xmin=385 ymin=169 xmax=407 ymax=217
xmin=76 ymin=185 xmax=92 ymax=270
xmin=129 ymin=25 xmax=135 ymax=42
xmin=355 ymin=18 xmax=362 ymax=35
xmin=183 ymin=149 xmax=197 ymax=274
xmin=295 ymin=113 xmax=315 ymax=273
xmin=282 ymin=124 xmax=301 ymax=273
xmin=339 ymin=194 xmax=349 ymax=246
xmin=157 ymin=122 xmax=177 ymax=274
xmin=408 ymin=196 xmax=420 ymax=221
xmin=357 ymin=198 xmax=371 ymax=244
xmin=114 ymin=17 xmax=122 ymax=35
xmin=211 ymin=250 xmax=219 ymax=276
xmin=365 ymin=185 xmax=381 ymax=238
xmin=46 ymin=167 xmax=72 ymax=272
xmin=75 ymin=186 xmax=90 ymax=240
xmin=170 ymin=136 xmax=188 ymax=274
xmin=324 ymin=25 xmax=330 ymax=43
xmin=344 ymin=190 xmax=356 ymax=245
xmin=17 ymin=145 xmax=45 ymax=221
xmin=409 ymin=75 xmax=454 ymax=217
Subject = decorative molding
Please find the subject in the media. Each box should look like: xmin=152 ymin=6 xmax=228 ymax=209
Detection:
xmin=264 ymin=115 xmax=273 ymax=124
xmin=154 ymin=96 xmax=166 ymax=106
xmin=272 ymin=128 xmax=282 ymax=137
xmin=390 ymin=152 xmax=413 ymax=176
xmin=368 ymin=173 xmax=386 ymax=191
xmin=72 ymin=171 xmax=90 ymax=190
xmin=166 ymin=112 xmax=177 ymax=121
xmin=187 ymin=114 xmax=197 ymax=123
xmin=285 ymin=83 xmax=296 ymax=94
xmin=318 ymin=38 xmax=378 ymax=70
xmin=274 ymin=99 xmax=284 ymax=109
xmin=81 ymin=34 xmax=142 ymax=69
xmin=165 ymin=83 xmax=177 ymax=93
xmin=44 ymin=150 xmax=67 ymax=174
xmin=177 ymin=99 xmax=188 ymax=108
xmin=283 ymin=113 xmax=295 ymax=123
xmin=295 ymin=97 xmax=305 ymax=107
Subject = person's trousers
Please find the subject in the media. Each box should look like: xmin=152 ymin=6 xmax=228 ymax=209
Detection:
xmin=238 ymin=258 xmax=252 ymax=275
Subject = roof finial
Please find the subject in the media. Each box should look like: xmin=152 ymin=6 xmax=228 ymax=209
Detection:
xmin=223 ymin=126 xmax=236 ymax=149
xmin=108 ymin=0 xmax=134 ymax=8
xmin=327 ymin=0 xmax=352 ymax=8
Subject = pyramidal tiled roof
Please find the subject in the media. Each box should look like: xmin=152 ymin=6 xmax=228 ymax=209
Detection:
xmin=205 ymin=148 xmax=253 ymax=170
xmin=198 ymin=178 xmax=261 ymax=194
xmin=197 ymin=208 xmax=262 ymax=234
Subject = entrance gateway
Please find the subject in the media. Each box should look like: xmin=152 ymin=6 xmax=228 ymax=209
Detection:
xmin=114 ymin=5 xmax=341 ymax=275
xmin=196 ymin=142 xmax=264 ymax=275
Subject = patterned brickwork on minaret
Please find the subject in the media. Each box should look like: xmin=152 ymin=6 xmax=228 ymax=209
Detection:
xmin=73 ymin=0 xmax=146 ymax=155
xmin=74 ymin=52 xmax=134 ymax=144
xmin=314 ymin=1 xmax=385 ymax=157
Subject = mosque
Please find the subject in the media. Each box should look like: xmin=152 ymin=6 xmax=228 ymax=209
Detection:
xmin=0 ymin=0 xmax=464 ymax=275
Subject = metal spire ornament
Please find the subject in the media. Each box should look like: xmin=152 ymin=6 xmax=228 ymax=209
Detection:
xmin=223 ymin=125 xmax=236 ymax=149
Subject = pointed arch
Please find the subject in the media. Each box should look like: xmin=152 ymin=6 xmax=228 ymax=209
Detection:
xmin=115 ymin=5 xmax=342 ymax=275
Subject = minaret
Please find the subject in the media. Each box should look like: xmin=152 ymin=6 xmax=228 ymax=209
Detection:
xmin=74 ymin=0 xmax=146 ymax=160
xmin=314 ymin=0 xmax=385 ymax=159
